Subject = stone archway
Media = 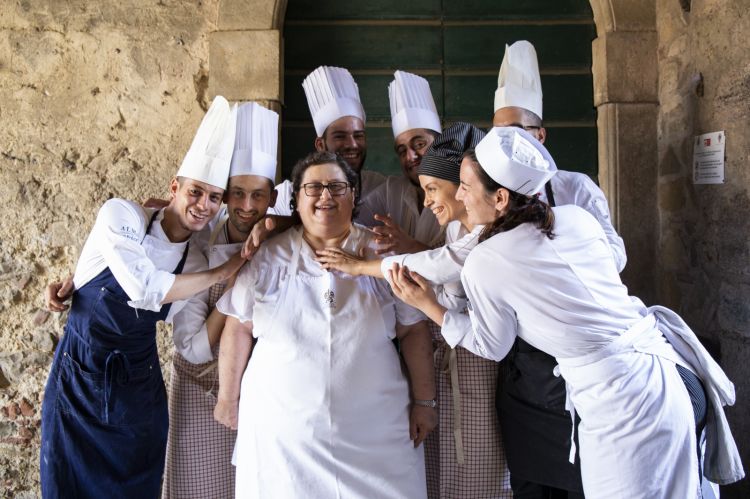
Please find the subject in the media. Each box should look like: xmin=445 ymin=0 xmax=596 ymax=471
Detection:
xmin=208 ymin=0 xmax=658 ymax=301
xmin=208 ymin=0 xmax=287 ymax=117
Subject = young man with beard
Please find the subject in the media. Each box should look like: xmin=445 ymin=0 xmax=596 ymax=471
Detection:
xmin=40 ymin=96 xmax=242 ymax=499
xmin=269 ymin=66 xmax=386 ymax=223
xmin=491 ymin=40 xmax=626 ymax=499
xmin=161 ymin=102 xmax=279 ymax=499
xmin=357 ymin=71 xmax=443 ymax=254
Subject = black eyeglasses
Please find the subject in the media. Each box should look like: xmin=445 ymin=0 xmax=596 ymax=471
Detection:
xmin=302 ymin=181 xmax=350 ymax=197
xmin=505 ymin=123 xmax=541 ymax=132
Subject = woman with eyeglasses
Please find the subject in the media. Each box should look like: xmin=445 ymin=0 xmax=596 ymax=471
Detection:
xmin=212 ymin=151 xmax=435 ymax=499
xmin=389 ymin=127 xmax=744 ymax=498
xmin=315 ymin=122 xmax=513 ymax=498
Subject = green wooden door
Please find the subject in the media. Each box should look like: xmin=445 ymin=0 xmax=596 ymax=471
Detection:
xmin=282 ymin=0 xmax=596 ymax=179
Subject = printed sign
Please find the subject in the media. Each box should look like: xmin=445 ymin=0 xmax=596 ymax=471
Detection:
xmin=693 ymin=131 xmax=725 ymax=184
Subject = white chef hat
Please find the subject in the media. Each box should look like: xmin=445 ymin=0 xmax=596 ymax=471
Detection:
xmin=229 ymin=102 xmax=279 ymax=182
xmin=475 ymin=126 xmax=557 ymax=196
xmin=494 ymin=40 xmax=543 ymax=119
xmin=302 ymin=66 xmax=366 ymax=137
xmin=389 ymin=70 xmax=442 ymax=138
xmin=176 ymin=96 xmax=236 ymax=189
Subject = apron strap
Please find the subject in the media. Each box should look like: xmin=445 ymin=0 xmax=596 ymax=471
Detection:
xmin=288 ymin=228 xmax=304 ymax=277
xmin=103 ymin=350 xmax=131 ymax=424
xmin=144 ymin=209 xmax=160 ymax=237
xmin=439 ymin=346 xmax=465 ymax=464
xmin=553 ymin=364 xmax=577 ymax=464
xmin=208 ymin=214 xmax=230 ymax=247
xmin=544 ymin=181 xmax=556 ymax=207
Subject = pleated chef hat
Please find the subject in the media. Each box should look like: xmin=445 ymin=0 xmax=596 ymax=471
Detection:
xmin=303 ymin=66 xmax=366 ymax=137
xmin=176 ymin=96 xmax=236 ymax=189
xmin=229 ymin=102 xmax=279 ymax=182
xmin=494 ymin=41 xmax=543 ymax=119
xmin=475 ymin=127 xmax=557 ymax=196
xmin=389 ymin=70 xmax=442 ymax=138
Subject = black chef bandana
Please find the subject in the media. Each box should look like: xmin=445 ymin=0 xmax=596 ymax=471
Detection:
xmin=417 ymin=122 xmax=487 ymax=185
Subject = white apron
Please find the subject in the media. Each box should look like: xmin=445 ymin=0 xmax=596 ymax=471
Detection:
xmin=234 ymin=228 xmax=426 ymax=499
xmin=207 ymin=214 xmax=243 ymax=271
xmin=557 ymin=307 xmax=744 ymax=498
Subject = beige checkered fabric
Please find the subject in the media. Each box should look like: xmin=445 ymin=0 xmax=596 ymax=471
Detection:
xmin=425 ymin=322 xmax=512 ymax=498
xmin=162 ymin=282 xmax=236 ymax=499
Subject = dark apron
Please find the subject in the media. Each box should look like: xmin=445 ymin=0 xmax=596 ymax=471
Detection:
xmin=40 ymin=211 xmax=188 ymax=499
xmin=495 ymin=181 xmax=584 ymax=493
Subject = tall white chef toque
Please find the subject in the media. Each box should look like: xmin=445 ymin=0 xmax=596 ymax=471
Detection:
xmin=176 ymin=96 xmax=237 ymax=189
xmin=494 ymin=40 xmax=543 ymax=119
xmin=475 ymin=126 xmax=557 ymax=196
xmin=389 ymin=70 xmax=442 ymax=138
xmin=303 ymin=66 xmax=366 ymax=137
xmin=229 ymin=102 xmax=279 ymax=182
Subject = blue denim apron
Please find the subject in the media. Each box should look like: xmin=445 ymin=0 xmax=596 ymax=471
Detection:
xmin=40 ymin=211 xmax=188 ymax=499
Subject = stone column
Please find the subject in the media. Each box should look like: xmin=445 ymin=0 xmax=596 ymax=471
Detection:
xmin=590 ymin=1 xmax=659 ymax=303
xmin=210 ymin=0 xmax=287 ymax=179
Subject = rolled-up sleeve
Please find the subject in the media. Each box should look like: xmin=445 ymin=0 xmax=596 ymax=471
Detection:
xmin=216 ymin=260 xmax=258 ymax=324
xmin=94 ymin=199 xmax=175 ymax=311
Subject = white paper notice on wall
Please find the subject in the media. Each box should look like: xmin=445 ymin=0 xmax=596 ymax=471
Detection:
xmin=693 ymin=131 xmax=725 ymax=184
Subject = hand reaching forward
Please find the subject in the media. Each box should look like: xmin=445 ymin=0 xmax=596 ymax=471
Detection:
xmin=371 ymin=214 xmax=428 ymax=255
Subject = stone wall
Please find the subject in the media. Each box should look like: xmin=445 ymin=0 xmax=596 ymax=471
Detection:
xmin=656 ymin=0 xmax=750 ymax=496
xmin=0 ymin=1 xmax=219 ymax=495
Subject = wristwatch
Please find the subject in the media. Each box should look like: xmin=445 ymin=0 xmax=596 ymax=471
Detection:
xmin=413 ymin=399 xmax=437 ymax=408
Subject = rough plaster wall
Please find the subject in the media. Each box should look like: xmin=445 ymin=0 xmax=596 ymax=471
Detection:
xmin=657 ymin=0 xmax=749 ymax=495
xmin=0 ymin=1 xmax=218 ymax=495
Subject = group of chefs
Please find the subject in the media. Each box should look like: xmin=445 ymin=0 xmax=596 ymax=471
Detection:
xmin=39 ymin=40 xmax=744 ymax=499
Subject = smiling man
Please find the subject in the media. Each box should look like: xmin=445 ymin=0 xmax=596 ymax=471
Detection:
xmin=162 ymin=102 xmax=278 ymax=499
xmin=39 ymin=97 xmax=240 ymax=499
xmin=358 ymin=71 xmax=443 ymax=254
xmin=270 ymin=66 xmax=386 ymax=222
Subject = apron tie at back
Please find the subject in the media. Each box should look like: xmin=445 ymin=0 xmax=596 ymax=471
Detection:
xmin=103 ymin=350 xmax=131 ymax=424
xmin=439 ymin=347 xmax=465 ymax=464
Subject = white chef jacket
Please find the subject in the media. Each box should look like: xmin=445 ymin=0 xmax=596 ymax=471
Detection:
xmin=358 ymin=175 xmax=443 ymax=246
xmin=542 ymin=170 xmax=627 ymax=272
xmin=268 ymin=169 xmax=387 ymax=224
xmin=169 ymin=207 xmax=241 ymax=364
xmin=217 ymin=224 xmax=427 ymax=499
xmin=72 ymin=198 xmax=208 ymax=318
xmin=441 ymin=205 xmax=743 ymax=496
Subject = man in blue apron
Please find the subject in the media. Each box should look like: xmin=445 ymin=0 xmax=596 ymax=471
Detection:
xmin=40 ymin=96 xmax=240 ymax=499
xmin=162 ymin=102 xmax=279 ymax=499
xmin=490 ymin=41 xmax=627 ymax=498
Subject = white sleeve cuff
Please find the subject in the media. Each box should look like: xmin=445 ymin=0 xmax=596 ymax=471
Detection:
xmin=440 ymin=308 xmax=472 ymax=348
xmin=380 ymin=254 xmax=407 ymax=284
xmin=127 ymin=270 xmax=175 ymax=312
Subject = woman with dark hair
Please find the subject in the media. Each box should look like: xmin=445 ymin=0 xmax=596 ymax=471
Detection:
xmin=316 ymin=123 xmax=513 ymax=498
xmin=213 ymin=151 xmax=436 ymax=499
xmin=390 ymin=127 xmax=744 ymax=498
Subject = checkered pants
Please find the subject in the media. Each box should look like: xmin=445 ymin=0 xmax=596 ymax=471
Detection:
xmin=424 ymin=322 xmax=512 ymax=498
